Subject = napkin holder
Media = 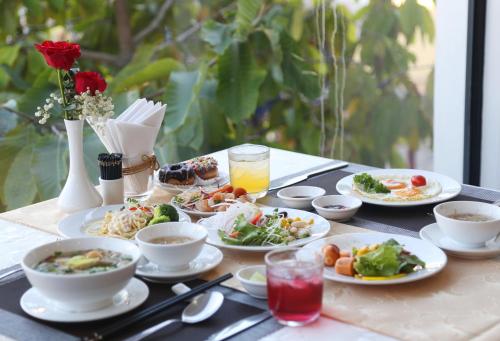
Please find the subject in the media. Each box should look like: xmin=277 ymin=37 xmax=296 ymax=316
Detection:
xmin=122 ymin=154 xmax=160 ymax=197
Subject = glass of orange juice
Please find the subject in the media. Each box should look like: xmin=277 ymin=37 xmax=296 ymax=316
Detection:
xmin=228 ymin=144 xmax=270 ymax=199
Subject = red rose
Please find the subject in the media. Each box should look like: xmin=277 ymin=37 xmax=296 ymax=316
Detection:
xmin=75 ymin=71 xmax=107 ymax=95
xmin=34 ymin=41 xmax=81 ymax=71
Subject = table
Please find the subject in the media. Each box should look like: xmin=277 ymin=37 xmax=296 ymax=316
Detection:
xmin=0 ymin=148 xmax=394 ymax=340
xmin=5 ymin=149 xmax=500 ymax=340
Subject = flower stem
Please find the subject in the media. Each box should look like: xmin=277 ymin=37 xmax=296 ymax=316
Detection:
xmin=57 ymin=69 xmax=69 ymax=120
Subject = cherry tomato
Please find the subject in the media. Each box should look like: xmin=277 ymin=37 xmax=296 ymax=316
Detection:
xmin=222 ymin=185 xmax=234 ymax=193
xmin=411 ymin=175 xmax=427 ymax=187
xmin=211 ymin=184 xmax=233 ymax=195
xmin=128 ymin=207 xmax=137 ymax=211
xmin=233 ymin=187 xmax=247 ymax=198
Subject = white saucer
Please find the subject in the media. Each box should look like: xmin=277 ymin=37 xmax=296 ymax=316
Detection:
xmin=136 ymin=244 xmax=223 ymax=282
xmin=420 ymin=223 xmax=500 ymax=259
xmin=20 ymin=278 xmax=149 ymax=323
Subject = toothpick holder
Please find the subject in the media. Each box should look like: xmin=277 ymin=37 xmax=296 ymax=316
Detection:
xmin=99 ymin=177 xmax=124 ymax=206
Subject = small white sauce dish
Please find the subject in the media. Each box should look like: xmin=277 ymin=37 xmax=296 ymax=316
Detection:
xmin=21 ymin=237 xmax=141 ymax=313
xmin=277 ymin=186 xmax=326 ymax=209
xmin=312 ymin=195 xmax=362 ymax=221
xmin=135 ymin=222 xmax=207 ymax=271
xmin=434 ymin=201 xmax=500 ymax=248
xmin=236 ymin=265 xmax=267 ymax=299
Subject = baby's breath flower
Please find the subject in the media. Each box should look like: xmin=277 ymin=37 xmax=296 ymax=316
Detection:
xmin=75 ymin=90 xmax=114 ymax=134
xmin=34 ymin=93 xmax=57 ymax=124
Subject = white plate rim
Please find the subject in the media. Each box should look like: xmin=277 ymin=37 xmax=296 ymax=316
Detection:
xmin=20 ymin=277 xmax=149 ymax=322
xmin=135 ymin=244 xmax=223 ymax=279
xmin=303 ymin=232 xmax=447 ymax=285
xmin=336 ymin=169 xmax=462 ymax=207
xmin=420 ymin=223 xmax=500 ymax=258
xmin=57 ymin=204 xmax=192 ymax=239
xmin=199 ymin=207 xmax=331 ymax=252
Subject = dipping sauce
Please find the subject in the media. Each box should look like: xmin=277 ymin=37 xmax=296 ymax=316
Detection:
xmin=149 ymin=236 xmax=194 ymax=245
xmin=290 ymin=195 xmax=311 ymax=199
xmin=322 ymin=204 xmax=347 ymax=210
xmin=35 ymin=249 xmax=132 ymax=275
xmin=447 ymin=213 xmax=494 ymax=222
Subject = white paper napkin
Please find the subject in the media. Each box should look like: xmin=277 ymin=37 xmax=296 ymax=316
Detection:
xmin=91 ymin=98 xmax=166 ymax=195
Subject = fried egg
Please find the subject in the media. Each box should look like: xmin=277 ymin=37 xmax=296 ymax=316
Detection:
xmin=355 ymin=175 xmax=442 ymax=202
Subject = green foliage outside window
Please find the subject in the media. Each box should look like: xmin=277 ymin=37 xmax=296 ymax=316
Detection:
xmin=0 ymin=0 xmax=434 ymax=211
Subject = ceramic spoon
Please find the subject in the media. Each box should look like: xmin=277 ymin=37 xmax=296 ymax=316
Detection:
xmin=123 ymin=291 xmax=224 ymax=341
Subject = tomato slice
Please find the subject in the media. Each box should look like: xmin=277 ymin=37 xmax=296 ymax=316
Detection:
xmin=411 ymin=175 xmax=427 ymax=187
xmin=250 ymin=212 xmax=263 ymax=225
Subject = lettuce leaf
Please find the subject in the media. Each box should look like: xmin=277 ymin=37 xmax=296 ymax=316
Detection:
xmin=353 ymin=239 xmax=425 ymax=276
xmin=218 ymin=214 xmax=283 ymax=245
xmin=354 ymin=242 xmax=401 ymax=276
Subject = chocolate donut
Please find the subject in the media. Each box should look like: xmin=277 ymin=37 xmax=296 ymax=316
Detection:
xmin=159 ymin=162 xmax=195 ymax=185
xmin=188 ymin=156 xmax=219 ymax=180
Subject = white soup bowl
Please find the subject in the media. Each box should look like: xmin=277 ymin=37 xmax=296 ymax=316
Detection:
xmin=22 ymin=237 xmax=140 ymax=312
xmin=312 ymin=195 xmax=362 ymax=221
xmin=434 ymin=201 xmax=500 ymax=248
xmin=135 ymin=222 xmax=207 ymax=271
xmin=277 ymin=186 xmax=326 ymax=209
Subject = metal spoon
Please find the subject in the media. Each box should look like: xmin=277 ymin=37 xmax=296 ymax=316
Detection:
xmin=124 ymin=291 xmax=224 ymax=341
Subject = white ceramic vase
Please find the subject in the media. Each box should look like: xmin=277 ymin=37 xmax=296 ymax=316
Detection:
xmin=57 ymin=119 xmax=102 ymax=213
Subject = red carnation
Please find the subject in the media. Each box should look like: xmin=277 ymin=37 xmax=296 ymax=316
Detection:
xmin=75 ymin=71 xmax=107 ymax=95
xmin=34 ymin=41 xmax=80 ymax=71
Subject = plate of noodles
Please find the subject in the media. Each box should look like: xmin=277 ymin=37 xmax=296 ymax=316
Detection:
xmin=58 ymin=200 xmax=191 ymax=240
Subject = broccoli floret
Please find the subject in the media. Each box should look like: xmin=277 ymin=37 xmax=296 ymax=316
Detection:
xmin=153 ymin=204 xmax=179 ymax=222
xmin=148 ymin=216 xmax=171 ymax=226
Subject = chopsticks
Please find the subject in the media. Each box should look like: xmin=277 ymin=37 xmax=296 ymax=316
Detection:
xmin=85 ymin=273 xmax=233 ymax=341
xmin=98 ymin=153 xmax=123 ymax=180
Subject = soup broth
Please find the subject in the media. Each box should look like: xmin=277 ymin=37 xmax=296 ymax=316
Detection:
xmin=35 ymin=248 xmax=132 ymax=275
xmin=149 ymin=236 xmax=194 ymax=245
xmin=447 ymin=213 xmax=494 ymax=222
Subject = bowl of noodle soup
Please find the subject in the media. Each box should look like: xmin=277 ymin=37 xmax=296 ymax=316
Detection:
xmin=22 ymin=237 xmax=140 ymax=312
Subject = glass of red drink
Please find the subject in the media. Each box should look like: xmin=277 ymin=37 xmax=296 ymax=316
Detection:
xmin=265 ymin=247 xmax=323 ymax=326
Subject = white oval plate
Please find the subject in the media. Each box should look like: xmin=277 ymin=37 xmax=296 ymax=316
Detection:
xmin=20 ymin=278 xmax=149 ymax=322
xmin=58 ymin=204 xmax=191 ymax=239
xmin=420 ymin=223 xmax=500 ymax=259
xmin=199 ymin=207 xmax=331 ymax=252
xmin=304 ymin=232 xmax=447 ymax=285
xmin=336 ymin=169 xmax=461 ymax=207
xmin=136 ymin=244 xmax=223 ymax=282
xmin=155 ymin=171 xmax=229 ymax=194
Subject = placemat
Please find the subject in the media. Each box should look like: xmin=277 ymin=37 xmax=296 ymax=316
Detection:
xmin=267 ymin=170 xmax=500 ymax=233
xmin=0 ymin=275 xmax=265 ymax=341
xmin=200 ymin=221 xmax=500 ymax=341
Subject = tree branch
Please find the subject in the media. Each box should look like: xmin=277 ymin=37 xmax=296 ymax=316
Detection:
xmin=115 ymin=0 xmax=134 ymax=64
xmin=80 ymin=0 xmax=136 ymax=67
xmin=80 ymin=50 xmax=120 ymax=65
xmin=0 ymin=105 xmax=66 ymax=134
xmin=133 ymin=0 xmax=175 ymax=45
xmin=1 ymin=105 xmax=37 ymax=123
